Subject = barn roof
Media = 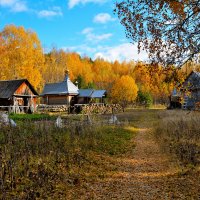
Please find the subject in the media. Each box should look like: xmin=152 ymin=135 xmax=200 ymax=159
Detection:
xmin=41 ymin=77 xmax=79 ymax=96
xmin=0 ymin=79 xmax=38 ymax=99
xmin=181 ymin=71 xmax=200 ymax=89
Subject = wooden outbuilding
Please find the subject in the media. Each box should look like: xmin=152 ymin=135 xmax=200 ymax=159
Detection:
xmin=77 ymin=89 xmax=107 ymax=104
xmin=170 ymin=71 xmax=200 ymax=110
xmin=0 ymin=79 xmax=38 ymax=113
xmin=180 ymin=71 xmax=200 ymax=110
xmin=41 ymin=72 xmax=79 ymax=106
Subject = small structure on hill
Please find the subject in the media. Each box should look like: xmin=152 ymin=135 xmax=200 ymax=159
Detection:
xmin=0 ymin=79 xmax=38 ymax=113
xmin=41 ymin=71 xmax=79 ymax=106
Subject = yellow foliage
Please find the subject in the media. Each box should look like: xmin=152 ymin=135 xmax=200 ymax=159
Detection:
xmin=111 ymin=75 xmax=138 ymax=105
xmin=0 ymin=24 xmax=189 ymax=103
xmin=0 ymin=25 xmax=45 ymax=91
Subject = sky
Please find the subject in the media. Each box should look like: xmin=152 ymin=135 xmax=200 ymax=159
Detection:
xmin=0 ymin=0 xmax=148 ymax=62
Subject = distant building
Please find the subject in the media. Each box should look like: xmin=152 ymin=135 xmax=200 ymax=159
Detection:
xmin=41 ymin=71 xmax=107 ymax=107
xmin=170 ymin=71 xmax=200 ymax=110
xmin=0 ymin=79 xmax=38 ymax=112
xmin=180 ymin=71 xmax=200 ymax=110
xmin=41 ymin=71 xmax=78 ymax=106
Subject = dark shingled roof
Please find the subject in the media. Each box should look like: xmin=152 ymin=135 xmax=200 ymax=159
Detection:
xmin=0 ymin=79 xmax=38 ymax=99
xmin=182 ymin=71 xmax=200 ymax=90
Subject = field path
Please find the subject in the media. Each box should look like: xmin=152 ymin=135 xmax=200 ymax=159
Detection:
xmin=79 ymin=110 xmax=200 ymax=200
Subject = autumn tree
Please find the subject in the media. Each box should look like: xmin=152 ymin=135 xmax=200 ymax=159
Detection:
xmin=115 ymin=0 xmax=200 ymax=66
xmin=111 ymin=75 xmax=138 ymax=109
xmin=44 ymin=48 xmax=68 ymax=83
xmin=0 ymin=25 xmax=45 ymax=91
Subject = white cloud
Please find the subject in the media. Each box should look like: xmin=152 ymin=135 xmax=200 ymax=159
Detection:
xmin=62 ymin=43 xmax=148 ymax=62
xmin=38 ymin=7 xmax=63 ymax=18
xmin=0 ymin=0 xmax=28 ymax=12
xmin=11 ymin=1 xmax=27 ymax=12
xmin=62 ymin=44 xmax=97 ymax=55
xmin=93 ymin=13 xmax=115 ymax=24
xmin=81 ymin=27 xmax=94 ymax=34
xmin=0 ymin=0 xmax=16 ymax=6
xmin=94 ymin=43 xmax=148 ymax=62
xmin=81 ymin=27 xmax=112 ymax=43
xmin=68 ymin=0 xmax=107 ymax=9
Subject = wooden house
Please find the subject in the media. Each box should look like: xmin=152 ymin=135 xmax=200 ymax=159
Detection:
xmin=180 ymin=71 xmax=200 ymax=109
xmin=41 ymin=72 xmax=79 ymax=106
xmin=0 ymin=79 xmax=38 ymax=112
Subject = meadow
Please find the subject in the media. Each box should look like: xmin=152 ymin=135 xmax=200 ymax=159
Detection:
xmin=0 ymin=109 xmax=200 ymax=199
xmin=0 ymin=113 xmax=136 ymax=199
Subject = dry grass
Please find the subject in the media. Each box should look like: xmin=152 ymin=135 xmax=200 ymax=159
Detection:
xmin=0 ymin=119 xmax=136 ymax=199
xmin=156 ymin=110 xmax=200 ymax=167
xmin=1 ymin=109 xmax=200 ymax=199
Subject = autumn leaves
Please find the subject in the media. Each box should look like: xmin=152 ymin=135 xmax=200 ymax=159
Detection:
xmin=0 ymin=24 xmax=186 ymax=105
xmin=0 ymin=25 xmax=45 ymax=91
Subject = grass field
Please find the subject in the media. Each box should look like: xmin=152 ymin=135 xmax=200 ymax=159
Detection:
xmin=1 ymin=109 xmax=200 ymax=199
xmin=0 ymin=114 xmax=137 ymax=199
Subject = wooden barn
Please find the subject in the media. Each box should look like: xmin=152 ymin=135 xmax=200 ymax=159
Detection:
xmin=180 ymin=71 xmax=200 ymax=110
xmin=41 ymin=72 xmax=79 ymax=106
xmin=0 ymin=79 xmax=38 ymax=113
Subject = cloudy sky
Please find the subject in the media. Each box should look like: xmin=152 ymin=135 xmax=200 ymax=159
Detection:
xmin=0 ymin=0 xmax=148 ymax=62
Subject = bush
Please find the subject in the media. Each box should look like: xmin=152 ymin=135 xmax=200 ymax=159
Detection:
xmin=137 ymin=91 xmax=153 ymax=107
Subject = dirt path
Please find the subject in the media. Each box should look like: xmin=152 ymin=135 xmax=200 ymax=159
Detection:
xmin=80 ymin=111 xmax=200 ymax=200
xmin=84 ymin=128 xmax=172 ymax=199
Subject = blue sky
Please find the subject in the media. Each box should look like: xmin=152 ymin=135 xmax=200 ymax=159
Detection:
xmin=0 ymin=0 xmax=147 ymax=62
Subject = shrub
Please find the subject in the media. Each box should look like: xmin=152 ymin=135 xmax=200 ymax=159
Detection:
xmin=137 ymin=91 xmax=153 ymax=107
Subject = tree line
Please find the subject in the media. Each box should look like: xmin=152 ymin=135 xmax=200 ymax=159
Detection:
xmin=0 ymin=25 xmax=199 ymax=106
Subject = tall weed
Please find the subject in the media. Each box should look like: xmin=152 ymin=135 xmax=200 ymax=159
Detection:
xmin=155 ymin=110 xmax=200 ymax=167
xmin=0 ymin=120 xmax=135 ymax=199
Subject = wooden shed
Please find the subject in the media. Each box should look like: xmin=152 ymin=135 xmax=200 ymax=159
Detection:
xmin=41 ymin=72 xmax=79 ymax=106
xmin=180 ymin=71 xmax=200 ymax=110
xmin=0 ymin=79 xmax=38 ymax=113
xmin=77 ymin=89 xmax=107 ymax=104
